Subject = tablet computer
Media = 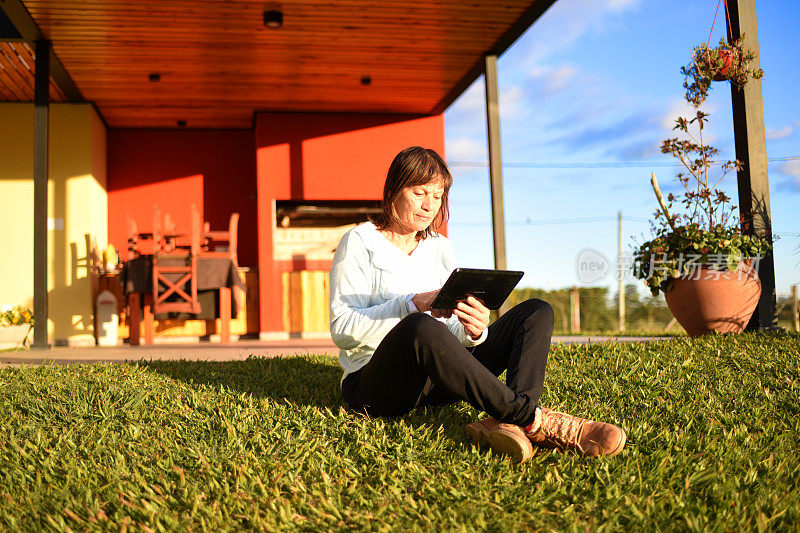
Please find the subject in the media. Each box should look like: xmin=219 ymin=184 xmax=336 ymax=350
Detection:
xmin=430 ymin=268 xmax=524 ymax=310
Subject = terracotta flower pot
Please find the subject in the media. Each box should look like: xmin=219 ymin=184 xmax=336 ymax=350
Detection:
xmin=664 ymin=261 xmax=761 ymax=337
xmin=710 ymin=49 xmax=734 ymax=81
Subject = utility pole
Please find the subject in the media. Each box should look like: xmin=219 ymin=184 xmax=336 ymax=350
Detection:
xmin=618 ymin=211 xmax=625 ymax=332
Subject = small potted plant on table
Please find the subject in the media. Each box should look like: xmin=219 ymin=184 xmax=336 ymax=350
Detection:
xmin=632 ymin=36 xmax=770 ymax=337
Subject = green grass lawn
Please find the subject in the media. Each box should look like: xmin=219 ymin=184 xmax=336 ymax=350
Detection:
xmin=1 ymin=333 xmax=799 ymax=531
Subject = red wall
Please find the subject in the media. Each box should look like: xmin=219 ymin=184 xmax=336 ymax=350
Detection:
xmin=106 ymin=114 xmax=445 ymax=337
xmin=107 ymin=129 xmax=258 ymax=267
xmin=255 ymin=112 xmax=445 ymax=334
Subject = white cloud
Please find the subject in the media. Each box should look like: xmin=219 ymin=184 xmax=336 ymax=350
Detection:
xmin=530 ymin=64 xmax=579 ymax=94
xmin=453 ymin=82 xmax=484 ymax=113
xmin=605 ymin=0 xmax=640 ymax=8
xmin=451 ymin=82 xmax=524 ymax=118
xmin=445 ymin=138 xmax=486 ymax=162
xmin=500 ymin=86 xmax=524 ymax=119
xmin=658 ymin=99 xmax=719 ymax=143
xmin=547 ymin=65 xmax=579 ymax=91
xmin=660 ymin=99 xmax=696 ymax=130
xmin=518 ymin=0 xmax=643 ymax=65
xmin=776 ymin=159 xmax=800 ymax=192
xmin=766 ymin=126 xmax=793 ymax=140
xmin=779 ymin=159 xmax=800 ymax=183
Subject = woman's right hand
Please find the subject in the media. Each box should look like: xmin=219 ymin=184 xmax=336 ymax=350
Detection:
xmin=412 ymin=290 xmax=453 ymax=318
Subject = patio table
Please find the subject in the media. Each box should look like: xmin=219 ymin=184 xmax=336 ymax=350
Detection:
xmin=120 ymin=256 xmax=245 ymax=345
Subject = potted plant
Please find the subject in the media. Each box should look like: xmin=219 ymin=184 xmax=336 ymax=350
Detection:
xmin=0 ymin=305 xmax=34 ymax=347
xmin=683 ymin=35 xmax=764 ymax=107
xmin=632 ymin=38 xmax=770 ymax=337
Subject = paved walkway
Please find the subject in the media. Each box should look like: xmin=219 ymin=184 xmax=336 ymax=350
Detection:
xmin=1 ymin=335 xmax=670 ymax=366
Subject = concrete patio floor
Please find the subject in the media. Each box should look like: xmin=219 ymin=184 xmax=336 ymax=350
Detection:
xmin=0 ymin=335 xmax=670 ymax=366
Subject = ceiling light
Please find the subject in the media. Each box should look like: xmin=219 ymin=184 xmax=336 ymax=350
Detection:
xmin=263 ymin=10 xmax=283 ymax=28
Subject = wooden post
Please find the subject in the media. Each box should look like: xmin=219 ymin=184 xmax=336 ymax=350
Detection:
xmin=32 ymin=39 xmax=50 ymax=349
xmin=792 ymin=284 xmax=799 ymax=333
xmin=484 ymin=54 xmax=507 ymax=272
xmin=143 ymin=293 xmax=154 ymax=345
xmin=128 ymin=293 xmax=141 ymax=345
xmin=570 ymin=286 xmax=580 ymax=333
xmin=726 ymin=0 xmax=777 ymax=330
xmin=219 ymin=286 xmax=232 ymax=343
xmin=618 ymin=211 xmax=625 ymax=332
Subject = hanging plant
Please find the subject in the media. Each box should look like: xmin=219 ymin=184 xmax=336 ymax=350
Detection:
xmin=682 ymin=35 xmax=764 ymax=107
xmin=629 ymin=1 xmax=772 ymax=337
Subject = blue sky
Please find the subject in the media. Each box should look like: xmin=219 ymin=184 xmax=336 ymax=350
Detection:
xmin=444 ymin=0 xmax=800 ymax=296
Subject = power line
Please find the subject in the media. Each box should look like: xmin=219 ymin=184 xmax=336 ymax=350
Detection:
xmin=451 ymin=216 xmax=797 ymax=232
xmin=448 ymin=155 xmax=800 ymax=170
xmin=449 ymin=161 xmax=680 ymax=169
xmin=450 ymin=215 xmax=650 ymax=227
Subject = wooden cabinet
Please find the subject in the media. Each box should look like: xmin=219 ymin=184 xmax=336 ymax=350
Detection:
xmin=282 ymin=270 xmax=330 ymax=335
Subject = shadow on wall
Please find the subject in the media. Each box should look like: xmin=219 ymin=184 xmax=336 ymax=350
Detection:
xmin=49 ymin=233 xmax=101 ymax=344
xmin=107 ymin=130 xmax=258 ymax=268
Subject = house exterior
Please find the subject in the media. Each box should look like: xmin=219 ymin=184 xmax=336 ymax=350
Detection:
xmin=1 ymin=1 xmax=774 ymax=345
xmin=0 ymin=0 xmax=556 ymax=345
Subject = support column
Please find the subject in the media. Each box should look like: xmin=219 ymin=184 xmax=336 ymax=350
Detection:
xmin=32 ymin=39 xmax=50 ymax=349
xmin=484 ymin=54 xmax=507 ymax=271
xmin=726 ymin=0 xmax=776 ymax=329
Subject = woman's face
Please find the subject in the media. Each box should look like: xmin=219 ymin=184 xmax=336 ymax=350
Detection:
xmin=391 ymin=179 xmax=445 ymax=234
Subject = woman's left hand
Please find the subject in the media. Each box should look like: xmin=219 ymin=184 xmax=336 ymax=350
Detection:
xmin=454 ymin=296 xmax=490 ymax=340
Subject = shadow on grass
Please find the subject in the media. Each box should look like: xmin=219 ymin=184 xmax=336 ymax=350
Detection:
xmin=136 ymin=355 xmax=344 ymax=407
xmin=136 ymin=355 xmax=478 ymax=444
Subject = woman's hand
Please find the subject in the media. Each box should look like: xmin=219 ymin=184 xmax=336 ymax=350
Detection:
xmin=411 ymin=290 xmax=453 ymax=318
xmin=454 ymin=296 xmax=490 ymax=340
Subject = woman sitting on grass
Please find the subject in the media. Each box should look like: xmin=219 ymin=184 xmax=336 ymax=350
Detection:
xmin=329 ymin=146 xmax=626 ymax=462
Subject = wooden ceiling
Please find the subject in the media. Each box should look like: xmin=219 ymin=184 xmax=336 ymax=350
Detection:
xmin=2 ymin=0 xmax=555 ymax=129
xmin=0 ymin=41 xmax=66 ymax=101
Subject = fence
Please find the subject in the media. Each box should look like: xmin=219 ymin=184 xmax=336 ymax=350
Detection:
xmin=776 ymin=286 xmax=800 ymax=332
xmin=507 ymin=284 xmax=800 ymax=335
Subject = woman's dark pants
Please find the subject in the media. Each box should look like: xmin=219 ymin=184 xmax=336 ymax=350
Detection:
xmin=341 ymin=299 xmax=554 ymax=428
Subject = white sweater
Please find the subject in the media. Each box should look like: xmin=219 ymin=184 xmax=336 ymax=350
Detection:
xmin=329 ymin=221 xmax=486 ymax=382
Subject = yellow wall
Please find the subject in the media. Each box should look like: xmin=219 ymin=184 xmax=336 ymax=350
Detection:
xmin=0 ymin=103 xmax=107 ymax=346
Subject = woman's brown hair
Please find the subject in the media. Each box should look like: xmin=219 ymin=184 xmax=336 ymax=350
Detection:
xmin=371 ymin=146 xmax=453 ymax=240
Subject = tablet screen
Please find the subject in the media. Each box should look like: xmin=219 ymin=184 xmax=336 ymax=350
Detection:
xmin=430 ymin=268 xmax=524 ymax=310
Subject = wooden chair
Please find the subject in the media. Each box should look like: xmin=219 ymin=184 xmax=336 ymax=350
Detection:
xmin=201 ymin=212 xmax=240 ymax=343
xmin=126 ymin=215 xmax=151 ymax=259
xmin=162 ymin=212 xmax=178 ymax=252
xmin=126 ymin=215 xmax=139 ymax=260
xmin=152 ymin=204 xmax=166 ymax=254
xmin=151 ymin=204 xmax=201 ymax=315
xmin=202 ymin=212 xmax=240 ymax=267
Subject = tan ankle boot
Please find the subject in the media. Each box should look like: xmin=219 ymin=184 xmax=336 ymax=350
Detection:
xmin=526 ymin=407 xmax=626 ymax=457
xmin=465 ymin=418 xmax=534 ymax=463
